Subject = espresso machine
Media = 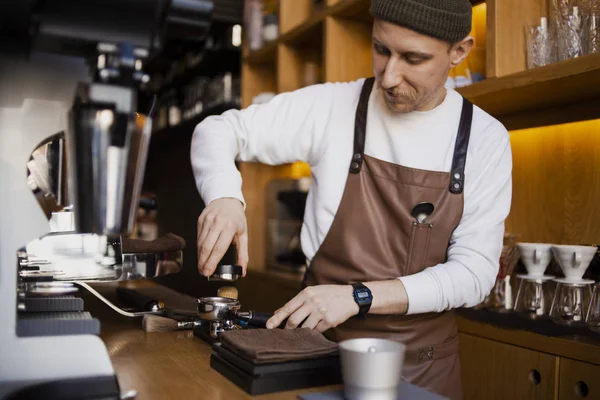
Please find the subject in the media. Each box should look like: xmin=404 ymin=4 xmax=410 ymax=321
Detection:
xmin=0 ymin=1 xmax=214 ymax=398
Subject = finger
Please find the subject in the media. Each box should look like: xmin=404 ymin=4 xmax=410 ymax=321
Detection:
xmin=203 ymin=227 xmax=236 ymax=277
xmin=267 ymin=294 xmax=306 ymax=329
xmin=235 ymin=232 xmax=249 ymax=276
xmin=298 ymin=311 xmax=323 ymax=330
xmin=198 ymin=213 xmax=216 ymax=251
xmin=197 ymin=216 xmax=204 ymax=270
xmin=315 ymin=320 xmax=332 ymax=333
xmin=284 ymin=305 xmax=311 ymax=330
xmin=197 ymin=213 xmax=214 ymax=271
xmin=198 ymin=225 xmax=223 ymax=273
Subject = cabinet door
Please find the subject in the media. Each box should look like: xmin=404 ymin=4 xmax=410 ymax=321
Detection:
xmin=460 ymin=333 xmax=558 ymax=400
xmin=558 ymin=358 xmax=600 ymax=400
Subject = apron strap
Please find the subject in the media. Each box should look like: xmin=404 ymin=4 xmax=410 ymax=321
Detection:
xmin=349 ymin=77 xmax=375 ymax=174
xmin=449 ymin=97 xmax=473 ymax=194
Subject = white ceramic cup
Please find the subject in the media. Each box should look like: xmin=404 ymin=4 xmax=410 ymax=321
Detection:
xmin=517 ymin=243 xmax=553 ymax=277
xmin=339 ymin=338 xmax=406 ymax=400
xmin=551 ymin=245 xmax=597 ymax=281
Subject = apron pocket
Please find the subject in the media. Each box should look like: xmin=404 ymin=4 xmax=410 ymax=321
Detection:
xmin=406 ymin=222 xmax=433 ymax=275
xmin=408 ymin=334 xmax=460 ymax=364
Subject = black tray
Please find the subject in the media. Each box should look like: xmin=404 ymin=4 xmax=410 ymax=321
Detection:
xmin=193 ymin=324 xmax=219 ymax=345
xmin=212 ymin=342 xmax=340 ymax=376
xmin=210 ymin=353 xmax=342 ymax=396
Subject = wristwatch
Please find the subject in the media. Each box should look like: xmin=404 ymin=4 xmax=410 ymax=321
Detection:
xmin=351 ymin=282 xmax=372 ymax=318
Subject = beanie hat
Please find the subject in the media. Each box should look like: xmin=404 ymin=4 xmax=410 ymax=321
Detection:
xmin=370 ymin=0 xmax=472 ymax=43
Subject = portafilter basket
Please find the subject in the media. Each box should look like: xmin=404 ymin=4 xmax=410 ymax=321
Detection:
xmin=197 ymin=296 xmax=241 ymax=321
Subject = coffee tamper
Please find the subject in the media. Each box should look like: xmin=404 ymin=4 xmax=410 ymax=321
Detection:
xmin=208 ymin=264 xmax=243 ymax=282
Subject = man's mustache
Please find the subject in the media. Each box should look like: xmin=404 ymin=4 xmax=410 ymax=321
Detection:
xmin=384 ymin=87 xmax=417 ymax=102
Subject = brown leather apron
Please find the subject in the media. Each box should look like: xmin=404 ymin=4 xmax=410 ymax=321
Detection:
xmin=304 ymin=77 xmax=473 ymax=400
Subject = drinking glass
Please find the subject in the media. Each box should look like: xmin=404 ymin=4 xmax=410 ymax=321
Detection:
xmin=526 ymin=17 xmax=558 ymax=68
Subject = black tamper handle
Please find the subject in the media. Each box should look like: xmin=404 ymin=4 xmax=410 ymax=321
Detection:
xmin=238 ymin=311 xmax=289 ymax=329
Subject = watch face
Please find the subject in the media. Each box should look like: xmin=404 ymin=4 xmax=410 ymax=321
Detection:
xmin=354 ymin=288 xmax=372 ymax=304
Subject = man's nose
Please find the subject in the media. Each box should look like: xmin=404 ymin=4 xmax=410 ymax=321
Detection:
xmin=381 ymin=57 xmax=404 ymax=90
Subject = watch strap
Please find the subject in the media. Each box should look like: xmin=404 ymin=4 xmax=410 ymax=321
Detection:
xmin=351 ymin=282 xmax=372 ymax=318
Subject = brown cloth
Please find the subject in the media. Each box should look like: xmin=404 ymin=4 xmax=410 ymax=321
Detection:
xmin=121 ymin=233 xmax=186 ymax=254
xmin=219 ymin=328 xmax=338 ymax=364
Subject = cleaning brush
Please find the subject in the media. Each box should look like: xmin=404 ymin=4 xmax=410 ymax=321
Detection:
xmin=142 ymin=315 xmax=201 ymax=332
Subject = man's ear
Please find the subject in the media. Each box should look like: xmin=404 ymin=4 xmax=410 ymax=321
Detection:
xmin=450 ymin=36 xmax=475 ymax=67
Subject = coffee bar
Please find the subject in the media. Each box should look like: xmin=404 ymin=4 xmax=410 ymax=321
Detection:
xmin=1 ymin=0 xmax=600 ymax=399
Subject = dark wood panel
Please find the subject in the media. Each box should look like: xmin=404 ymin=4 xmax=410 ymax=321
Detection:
xmin=558 ymin=358 xmax=600 ymax=400
xmin=460 ymin=333 xmax=559 ymax=400
xmin=457 ymin=316 xmax=600 ymax=366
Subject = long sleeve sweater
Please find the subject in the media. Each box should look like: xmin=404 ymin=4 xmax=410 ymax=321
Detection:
xmin=191 ymin=78 xmax=513 ymax=314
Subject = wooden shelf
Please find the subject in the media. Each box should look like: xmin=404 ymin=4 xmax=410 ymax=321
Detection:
xmin=244 ymin=41 xmax=277 ymax=65
xmin=457 ymin=53 xmax=600 ymax=130
xmin=153 ymin=49 xmax=241 ymax=94
xmin=244 ymin=0 xmax=485 ymax=64
xmin=244 ymin=0 xmax=367 ymax=65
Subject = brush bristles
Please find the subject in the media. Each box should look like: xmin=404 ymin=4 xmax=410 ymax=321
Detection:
xmin=142 ymin=315 xmax=180 ymax=332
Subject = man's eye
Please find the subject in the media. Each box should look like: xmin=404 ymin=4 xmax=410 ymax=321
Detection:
xmin=405 ymin=57 xmax=425 ymax=65
xmin=374 ymin=44 xmax=390 ymax=55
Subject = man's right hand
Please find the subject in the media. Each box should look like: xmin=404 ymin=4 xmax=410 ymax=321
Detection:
xmin=197 ymin=198 xmax=248 ymax=277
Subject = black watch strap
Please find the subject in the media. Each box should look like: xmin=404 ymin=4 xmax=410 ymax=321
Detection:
xmin=351 ymin=282 xmax=372 ymax=318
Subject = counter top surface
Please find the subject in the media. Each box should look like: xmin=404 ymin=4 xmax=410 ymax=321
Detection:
xmin=86 ymin=279 xmax=600 ymax=400
xmin=83 ymin=287 xmax=339 ymax=400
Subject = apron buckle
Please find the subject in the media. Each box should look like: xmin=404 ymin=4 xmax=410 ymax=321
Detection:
xmin=418 ymin=346 xmax=434 ymax=361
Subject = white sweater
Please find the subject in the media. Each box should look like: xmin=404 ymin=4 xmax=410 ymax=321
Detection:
xmin=191 ymin=78 xmax=513 ymax=315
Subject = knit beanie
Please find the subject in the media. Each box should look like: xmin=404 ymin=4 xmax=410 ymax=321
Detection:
xmin=370 ymin=0 xmax=472 ymax=43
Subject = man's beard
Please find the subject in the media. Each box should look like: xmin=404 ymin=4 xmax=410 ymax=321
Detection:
xmin=380 ymin=86 xmax=418 ymax=114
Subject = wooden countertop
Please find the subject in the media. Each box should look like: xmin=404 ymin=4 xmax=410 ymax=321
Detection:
xmin=84 ymin=278 xmax=600 ymax=399
xmin=81 ymin=286 xmax=339 ymax=400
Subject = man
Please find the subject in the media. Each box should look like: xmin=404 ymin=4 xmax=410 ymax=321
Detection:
xmin=191 ymin=0 xmax=512 ymax=398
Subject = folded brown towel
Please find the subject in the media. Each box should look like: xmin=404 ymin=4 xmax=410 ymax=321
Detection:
xmin=121 ymin=233 xmax=186 ymax=254
xmin=219 ymin=328 xmax=339 ymax=364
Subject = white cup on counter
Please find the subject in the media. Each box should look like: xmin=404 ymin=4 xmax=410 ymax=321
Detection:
xmin=551 ymin=245 xmax=597 ymax=281
xmin=517 ymin=243 xmax=553 ymax=277
xmin=339 ymin=338 xmax=406 ymax=400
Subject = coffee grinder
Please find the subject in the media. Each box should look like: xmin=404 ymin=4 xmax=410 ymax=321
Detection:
xmin=0 ymin=1 xmax=213 ymax=397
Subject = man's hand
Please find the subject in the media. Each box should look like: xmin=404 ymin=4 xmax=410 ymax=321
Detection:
xmin=197 ymin=198 xmax=248 ymax=277
xmin=266 ymin=285 xmax=359 ymax=332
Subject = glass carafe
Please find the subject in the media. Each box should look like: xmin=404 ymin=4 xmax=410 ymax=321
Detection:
xmin=586 ymin=283 xmax=600 ymax=333
xmin=514 ymin=277 xmax=554 ymax=319
xmin=550 ymin=281 xmax=593 ymax=326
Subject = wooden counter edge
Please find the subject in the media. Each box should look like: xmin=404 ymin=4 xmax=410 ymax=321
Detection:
xmin=456 ymin=315 xmax=600 ymax=366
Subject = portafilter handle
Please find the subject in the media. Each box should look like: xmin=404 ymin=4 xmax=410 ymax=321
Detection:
xmin=234 ymin=311 xmax=289 ymax=329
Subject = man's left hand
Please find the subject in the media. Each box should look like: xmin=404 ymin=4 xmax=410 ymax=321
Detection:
xmin=266 ymin=285 xmax=359 ymax=332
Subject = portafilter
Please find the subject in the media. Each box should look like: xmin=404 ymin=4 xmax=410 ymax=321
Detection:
xmin=196 ymin=296 xmax=288 ymax=337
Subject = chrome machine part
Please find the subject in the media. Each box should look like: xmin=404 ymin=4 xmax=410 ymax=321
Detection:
xmin=0 ymin=1 xmax=215 ymax=397
xmin=197 ymin=296 xmax=241 ymax=321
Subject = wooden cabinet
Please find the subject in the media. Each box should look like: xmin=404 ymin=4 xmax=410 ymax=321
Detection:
xmin=558 ymin=359 xmax=600 ymax=400
xmin=460 ymin=333 xmax=559 ymax=400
